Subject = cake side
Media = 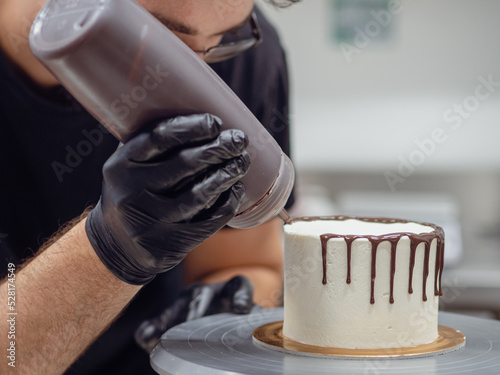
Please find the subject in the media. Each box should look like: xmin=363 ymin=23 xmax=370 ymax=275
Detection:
xmin=283 ymin=217 xmax=444 ymax=350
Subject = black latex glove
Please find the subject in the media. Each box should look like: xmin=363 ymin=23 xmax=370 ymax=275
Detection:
xmin=85 ymin=114 xmax=250 ymax=285
xmin=134 ymin=275 xmax=256 ymax=352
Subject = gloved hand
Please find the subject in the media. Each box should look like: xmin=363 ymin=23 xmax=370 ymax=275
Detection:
xmin=134 ymin=275 xmax=256 ymax=352
xmin=85 ymin=114 xmax=250 ymax=285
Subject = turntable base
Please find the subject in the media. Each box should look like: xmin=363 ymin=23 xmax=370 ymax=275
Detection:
xmin=150 ymin=308 xmax=500 ymax=375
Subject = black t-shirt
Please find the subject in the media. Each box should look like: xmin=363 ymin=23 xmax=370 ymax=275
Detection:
xmin=0 ymin=7 xmax=293 ymax=375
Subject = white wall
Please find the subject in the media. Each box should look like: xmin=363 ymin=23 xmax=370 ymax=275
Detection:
xmin=259 ymin=0 xmax=500 ymax=172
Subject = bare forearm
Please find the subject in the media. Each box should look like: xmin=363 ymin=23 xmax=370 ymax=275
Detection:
xmin=0 ymin=218 xmax=141 ymax=374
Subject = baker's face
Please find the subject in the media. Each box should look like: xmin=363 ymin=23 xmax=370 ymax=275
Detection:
xmin=137 ymin=0 xmax=255 ymax=61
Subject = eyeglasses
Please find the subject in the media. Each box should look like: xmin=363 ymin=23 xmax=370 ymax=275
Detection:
xmin=193 ymin=11 xmax=262 ymax=63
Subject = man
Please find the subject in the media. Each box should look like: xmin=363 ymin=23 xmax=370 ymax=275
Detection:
xmin=0 ymin=0 xmax=297 ymax=373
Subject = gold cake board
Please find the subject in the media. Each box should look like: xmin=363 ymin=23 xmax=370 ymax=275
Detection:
xmin=253 ymin=321 xmax=466 ymax=359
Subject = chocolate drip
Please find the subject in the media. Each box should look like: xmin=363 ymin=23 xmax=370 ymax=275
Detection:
xmin=367 ymin=234 xmax=401 ymax=305
xmin=434 ymin=239 xmax=441 ymax=297
xmin=346 ymin=237 xmax=354 ymax=284
xmin=435 ymin=235 xmax=445 ymax=296
xmin=370 ymin=242 xmax=377 ymax=304
xmin=320 ymin=235 xmax=362 ymax=286
xmin=439 ymin=239 xmax=444 ymax=295
xmin=422 ymin=241 xmax=430 ymax=302
xmin=389 ymin=240 xmax=397 ymax=304
xmin=408 ymin=238 xmax=417 ymax=294
xmin=289 ymin=216 xmax=445 ymax=304
xmin=320 ymin=236 xmax=329 ymax=285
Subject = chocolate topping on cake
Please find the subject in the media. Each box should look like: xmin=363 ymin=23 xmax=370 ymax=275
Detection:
xmin=286 ymin=216 xmax=445 ymax=304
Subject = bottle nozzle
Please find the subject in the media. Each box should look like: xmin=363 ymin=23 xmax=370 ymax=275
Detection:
xmin=278 ymin=209 xmax=292 ymax=224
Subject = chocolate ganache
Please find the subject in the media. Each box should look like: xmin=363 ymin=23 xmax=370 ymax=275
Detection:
xmin=286 ymin=216 xmax=445 ymax=305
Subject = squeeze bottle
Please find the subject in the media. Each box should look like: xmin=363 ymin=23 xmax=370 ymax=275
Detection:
xmin=29 ymin=0 xmax=294 ymax=229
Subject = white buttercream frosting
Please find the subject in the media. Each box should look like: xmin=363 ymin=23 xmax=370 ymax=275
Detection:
xmin=285 ymin=218 xmax=435 ymax=237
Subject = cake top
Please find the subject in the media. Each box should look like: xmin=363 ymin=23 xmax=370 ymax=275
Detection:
xmin=285 ymin=216 xmax=436 ymax=238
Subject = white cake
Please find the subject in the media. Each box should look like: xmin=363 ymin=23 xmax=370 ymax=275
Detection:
xmin=283 ymin=216 xmax=444 ymax=349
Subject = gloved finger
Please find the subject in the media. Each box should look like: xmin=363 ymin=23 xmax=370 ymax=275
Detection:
xmin=223 ymin=275 xmax=255 ymax=314
xmin=181 ymin=129 xmax=249 ymax=165
xmin=168 ymin=154 xmax=250 ymax=221
xmin=136 ymin=152 xmax=248 ymax=223
xmin=185 ymin=284 xmax=218 ymax=321
xmin=193 ymin=181 xmax=246 ymax=226
xmin=203 ymin=275 xmax=255 ymax=315
xmin=133 ymin=287 xmax=194 ymax=352
xmin=124 ymin=114 xmax=222 ymax=162
xmin=142 ymin=130 xmax=249 ymax=192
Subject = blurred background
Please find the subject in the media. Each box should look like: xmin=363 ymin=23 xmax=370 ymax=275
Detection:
xmin=259 ymin=0 xmax=500 ymax=319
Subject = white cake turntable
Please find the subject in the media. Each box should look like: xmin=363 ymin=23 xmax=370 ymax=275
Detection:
xmin=150 ymin=307 xmax=500 ymax=375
